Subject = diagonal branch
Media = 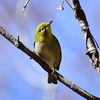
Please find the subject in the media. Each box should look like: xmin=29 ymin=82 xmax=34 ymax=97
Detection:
xmin=71 ymin=0 xmax=100 ymax=74
xmin=22 ymin=0 xmax=30 ymax=12
xmin=0 ymin=26 xmax=100 ymax=100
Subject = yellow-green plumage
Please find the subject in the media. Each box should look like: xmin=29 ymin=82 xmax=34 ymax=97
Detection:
xmin=34 ymin=21 xmax=61 ymax=84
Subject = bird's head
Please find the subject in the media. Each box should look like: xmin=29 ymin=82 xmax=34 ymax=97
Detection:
xmin=35 ymin=21 xmax=53 ymax=43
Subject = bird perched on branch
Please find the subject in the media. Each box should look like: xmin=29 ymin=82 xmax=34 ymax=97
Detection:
xmin=34 ymin=21 xmax=62 ymax=84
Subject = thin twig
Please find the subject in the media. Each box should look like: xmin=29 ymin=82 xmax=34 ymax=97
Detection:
xmin=56 ymin=0 xmax=65 ymax=10
xmin=0 ymin=26 xmax=100 ymax=100
xmin=65 ymin=0 xmax=74 ymax=10
xmin=57 ymin=0 xmax=74 ymax=10
xmin=22 ymin=0 xmax=30 ymax=12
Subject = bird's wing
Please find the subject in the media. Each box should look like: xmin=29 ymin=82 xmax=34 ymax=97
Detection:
xmin=53 ymin=35 xmax=62 ymax=70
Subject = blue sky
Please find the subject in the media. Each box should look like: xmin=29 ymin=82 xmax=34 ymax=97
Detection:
xmin=0 ymin=0 xmax=100 ymax=100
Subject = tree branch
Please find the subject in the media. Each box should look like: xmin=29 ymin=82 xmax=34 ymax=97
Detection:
xmin=71 ymin=0 xmax=100 ymax=74
xmin=0 ymin=26 xmax=100 ymax=100
xmin=22 ymin=0 xmax=30 ymax=12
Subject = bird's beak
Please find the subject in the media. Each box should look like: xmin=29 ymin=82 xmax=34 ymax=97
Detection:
xmin=48 ymin=21 xmax=53 ymax=26
xmin=42 ymin=21 xmax=53 ymax=31
xmin=45 ymin=21 xmax=53 ymax=28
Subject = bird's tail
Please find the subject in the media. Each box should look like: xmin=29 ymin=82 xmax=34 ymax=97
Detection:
xmin=48 ymin=73 xmax=57 ymax=84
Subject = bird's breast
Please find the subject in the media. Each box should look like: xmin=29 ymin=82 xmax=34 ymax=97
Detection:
xmin=34 ymin=42 xmax=61 ymax=69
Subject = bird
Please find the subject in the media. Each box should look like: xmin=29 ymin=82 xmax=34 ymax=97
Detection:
xmin=34 ymin=21 xmax=62 ymax=84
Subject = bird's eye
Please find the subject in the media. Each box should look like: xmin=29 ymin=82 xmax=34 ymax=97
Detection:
xmin=40 ymin=27 xmax=45 ymax=32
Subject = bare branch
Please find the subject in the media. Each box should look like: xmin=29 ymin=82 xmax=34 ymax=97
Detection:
xmin=57 ymin=0 xmax=74 ymax=10
xmin=56 ymin=0 xmax=65 ymax=10
xmin=22 ymin=0 xmax=30 ymax=12
xmin=65 ymin=0 xmax=74 ymax=10
xmin=0 ymin=26 xmax=100 ymax=100
xmin=71 ymin=0 xmax=100 ymax=74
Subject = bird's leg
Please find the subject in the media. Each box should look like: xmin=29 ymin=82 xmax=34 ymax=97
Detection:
xmin=51 ymin=62 xmax=57 ymax=75
xmin=51 ymin=69 xmax=55 ymax=75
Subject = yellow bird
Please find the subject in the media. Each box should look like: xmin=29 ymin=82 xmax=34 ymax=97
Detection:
xmin=34 ymin=21 xmax=62 ymax=84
